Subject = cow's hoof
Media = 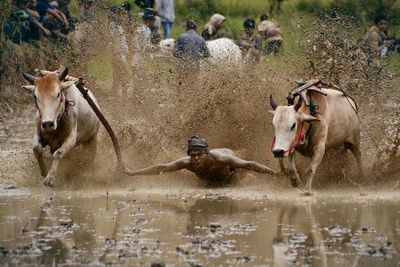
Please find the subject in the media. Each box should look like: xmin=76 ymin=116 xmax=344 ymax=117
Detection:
xmin=43 ymin=177 xmax=55 ymax=187
xmin=290 ymin=178 xmax=299 ymax=188
xmin=302 ymin=191 xmax=313 ymax=196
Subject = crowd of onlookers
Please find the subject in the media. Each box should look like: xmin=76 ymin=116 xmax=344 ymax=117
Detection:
xmin=3 ymin=0 xmax=397 ymax=68
xmin=3 ymin=0 xmax=81 ymax=44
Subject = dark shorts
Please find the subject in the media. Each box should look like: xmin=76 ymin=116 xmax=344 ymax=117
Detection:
xmin=265 ymin=40 xmax=283 ymax=54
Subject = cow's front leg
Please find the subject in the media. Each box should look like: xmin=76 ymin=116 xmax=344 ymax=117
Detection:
xmin=288 ymin=152 xmax=301 ymax=187
xmin=304 ymin=143 xmax=326 ymax=195
xmin=44 ymin=129 xmax=77 ymax=187
xmin=33 ymin=132 xmax=47 ymax=176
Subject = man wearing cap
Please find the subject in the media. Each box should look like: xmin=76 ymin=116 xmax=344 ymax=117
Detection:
xmin=237 ymin=18 xmax=262 ymax=64
xmin=122 ymin=136 xmax=277 ymax=183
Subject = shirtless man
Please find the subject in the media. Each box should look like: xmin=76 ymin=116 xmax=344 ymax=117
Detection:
xmin=123 ymin=136 xmax=277 ymax=183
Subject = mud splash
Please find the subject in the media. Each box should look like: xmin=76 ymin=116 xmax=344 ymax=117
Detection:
xmin=0 ymin=189 xmax=399 ymax=266
xmin=1 ymin=5 xmax=399 ymax=190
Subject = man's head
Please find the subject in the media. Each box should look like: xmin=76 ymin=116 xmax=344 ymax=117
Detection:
xmin=375 ymin=14 xmax=389 ymax=31
xmin=187 ymin=136 xmax=209 ymax=166
xmin=260 ymin=14 xmax=268 ymax=22
xmin=243 ymin=18 xmax=256 ymax=35
xmin=186 ymin=19 xmax=197 ymax=31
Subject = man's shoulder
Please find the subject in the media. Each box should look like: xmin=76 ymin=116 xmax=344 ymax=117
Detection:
xmin=209 ymin=148 xmax=235 ymax=158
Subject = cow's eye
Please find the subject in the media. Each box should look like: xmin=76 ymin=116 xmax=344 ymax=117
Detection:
xmin=291 ymin=123 xmax=296 ymax=131
xmin=57 ymin=92 xmax=60 ymax=98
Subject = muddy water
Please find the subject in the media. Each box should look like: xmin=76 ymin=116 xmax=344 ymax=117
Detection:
xmin=0 ymin=189 xmax=399 ymax=266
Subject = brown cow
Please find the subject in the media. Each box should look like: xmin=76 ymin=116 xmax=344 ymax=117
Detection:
xmin=22 ymin=67 xmax=100 ymax=187
xmin=269 ymin=89 xmax=363 ymax=195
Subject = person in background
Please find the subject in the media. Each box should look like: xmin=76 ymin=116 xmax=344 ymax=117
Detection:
xmin=173 ymin=19 xmax=209 ymax=72
xmin=132 ymin=8 xmax=160 ymax=68
xmin=36 ymin=0 xmax=68 ymax=28
xmin=258 ymin=19 xmax=283 ymax=54
xmin=156 ymin=0 xmax=174 ymax=39
xmin=79 ymin=0 xmax=95 ymax=18
xmin=360 ymin=15 xmax=394 ymax=59
xmin=201 ymin=13 xmax=225 ymax=41
xmin=3 ymin=0 xmax=50 ymax=44
xmin=259 ymin=13 xmax=275 ymax=28
xmin=237 ymin=18 xmax=262 ymax=64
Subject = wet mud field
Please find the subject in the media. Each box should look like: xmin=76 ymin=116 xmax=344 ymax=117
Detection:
xmin=1 ymin=189 xmax=400 ymax=266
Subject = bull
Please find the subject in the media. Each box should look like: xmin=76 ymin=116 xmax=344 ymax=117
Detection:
xmin=269 ymin=89 xmax=363 ymax=195
xmin=22 ymin=67 xmax=100 ymax=187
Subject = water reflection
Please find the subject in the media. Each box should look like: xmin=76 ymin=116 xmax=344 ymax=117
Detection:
xmin=0 ymin=192 xmax=399 ymax=266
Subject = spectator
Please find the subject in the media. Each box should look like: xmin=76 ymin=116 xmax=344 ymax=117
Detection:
xmin=201 ymin=13 xmax=225 ymax=41
xmin=259 ymin=13 xmax=275 ymax=28
xmin=79 ymin=0 xmax=95 ymax=18
xmin=269 ymin=0 xmax=284 ymax=16
xmin=156 ymin=0 xmax=174 ymax=39
xmin=258 ymin=20 xmax=283 ymax=54
xmin=237 ymin=18 xmax=262 ymax=64
xmin=174 ymin=19 xmax=210 ymax=71
xmin=132 ymin=8 xmax=160 ymax=68
xmin=360 ymin=15 xmax=393 ymax=59
xmin=3 ymin=0 xmax=50 ymax=44
xmin=36 ymin=0 xmax=69 ymax=40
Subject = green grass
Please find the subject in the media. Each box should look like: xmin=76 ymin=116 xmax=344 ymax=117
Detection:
xmin=86 ymin=51 xmax=113 ymax=83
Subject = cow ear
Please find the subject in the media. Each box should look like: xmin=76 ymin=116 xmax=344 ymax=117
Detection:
xmin=22 ymin=85 xmax=35 ymax=93
xmin=60 ymin=81 xmax=75 ymax=91
xmin=269 ymin=110 xmax=275 ymax=115
xmin=301 ymin=113 xmax=319 ymax=122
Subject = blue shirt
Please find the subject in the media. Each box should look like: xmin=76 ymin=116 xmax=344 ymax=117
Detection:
xmin=174 ymin=30 xmax=209 ymax=61
xmin=36 ymin=1 xmax=53 ymax=22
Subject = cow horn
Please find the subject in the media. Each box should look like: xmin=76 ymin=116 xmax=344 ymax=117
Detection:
xmin=293 ymin=97 xmax=302 ymax=111
xmin=22 ymin=72 xmax=38 ymax=84
xmin=58 ymin=67 xmax=68 ymax=81
xmin=269 ymin=95 xmax=278 ymax=110
xmin=286 ymin=94 xmax=295 ymax=105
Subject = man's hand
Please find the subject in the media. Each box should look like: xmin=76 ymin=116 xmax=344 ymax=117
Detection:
xmin=119 ymin=164 xmax=135 ymax=176
xmin=42 ymin=28 xmax=51 ymax=37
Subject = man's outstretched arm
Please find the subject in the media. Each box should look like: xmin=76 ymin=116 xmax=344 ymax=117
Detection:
xmin=122 ymin=157 xmax=190 ymax=176
xmin=216 ymin=153 xmax=277 ymax=175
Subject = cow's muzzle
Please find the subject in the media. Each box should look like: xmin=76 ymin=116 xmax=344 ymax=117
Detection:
xmin=273 ymin=149 xmax=285 ymax=158
xmin=42 ymin=121 xmax=55 ymax=131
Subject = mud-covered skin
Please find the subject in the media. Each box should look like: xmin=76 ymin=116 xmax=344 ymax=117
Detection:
xmin=123 ymin=148 xmax=277 ymax=182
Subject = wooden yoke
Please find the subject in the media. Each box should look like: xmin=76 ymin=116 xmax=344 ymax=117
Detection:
xmin=287 ymin=79 xmax=327 ymax=106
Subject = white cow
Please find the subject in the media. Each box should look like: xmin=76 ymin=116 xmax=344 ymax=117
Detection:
xmin=22 ymin=67 xmax=100 ymax=187
xmin=269 ymin=89 xmax=363 ymax=195
xmin=159 ymin=37 xmax=242 ymax=67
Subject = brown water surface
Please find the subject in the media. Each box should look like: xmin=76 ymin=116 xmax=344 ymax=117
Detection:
xmin=0 ymin=189 xmax=399 ymax=266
